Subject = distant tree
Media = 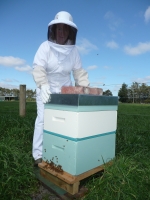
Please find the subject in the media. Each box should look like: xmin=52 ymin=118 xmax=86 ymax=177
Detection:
xmin=0 ymin=87 xmax=7 ymax=96
xmin=140 ymin=83 xmax=149 ymax=98
xmin=0 ymin=87 xmax=3 ymax=95
xmin=0 ymin=87 xmax=36 ymax=99
xmin=103 ymin=89 xmax=113 ymax=96
xmin=26 ymin=89 xmax=36 ymax=100
xmin=4 ymin=88 xmax=11 ymax=96
xmin=12 ymin=89 xmax=19 ymax=97
xmin=128 ymin=82 xmax=141 ymax=103
xmin=128 ymin=82 xmax=150 ymax=103
xmin=118 ymin=83 xmax=128 ymax=103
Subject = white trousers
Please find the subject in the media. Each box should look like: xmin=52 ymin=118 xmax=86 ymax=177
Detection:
xmin=32 ymin=88 xmax=44 ymax=160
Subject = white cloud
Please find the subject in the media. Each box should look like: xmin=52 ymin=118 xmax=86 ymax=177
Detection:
xmin=0 ymin=56 xmax=25 ymax=66
xmin=104 ymin=11 xmax=114 ymax=20
xmin=106 ymin=40 xmax=119 ymax=49
xmin=15 ymin=65 xmax=32 ymax=72
xmin=2 ymin=79 xmax=20 ymax=83
xmin=2 ymin=79 xmax=14 ymax=82
xmin=134 ymin=76 xmax=150 ymax=83
xmin=103 ymin=66 xmax=112 ymax=69
xmin=0 ymin=82 xmax=19 ymax=90
xmin=117 ymin=74 xmax=128 ymax=77
xmin=144 ymin=6 xmax=150 ymax=23
xmin=0 ymin=81 xmax=35 ymax=91
xmin=104 ymin=11 xmax=123 ymax=31
xmin=0 ymin=56 xmax=32 ymax=73
xmin=77 ymin=38 xmax=98 ymax=55
xmin=87 ymin=65 xmax=98 ymax=70
xmin=13 ymin=79 xmax=19 ymax=82
xmin=124 ymin=42 xmax=150 ymax=55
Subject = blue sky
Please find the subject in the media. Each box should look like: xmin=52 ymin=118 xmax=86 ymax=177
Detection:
xmin=0 ymin=0 xmax=150 ymax=96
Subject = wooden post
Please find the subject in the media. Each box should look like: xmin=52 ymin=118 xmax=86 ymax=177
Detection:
xmin=19 ymin=85 xmax=26 ymax=117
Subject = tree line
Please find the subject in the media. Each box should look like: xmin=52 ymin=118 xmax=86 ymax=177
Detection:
xmin=0 ymin=87 xmax=36 ymax=100
xmin=118 ymin=82 xmax=150 ymax=103
xmin=1 ymin=83 xmax=149 ymax=103
xmin=0 ymin=87 xmax=113 ymax=97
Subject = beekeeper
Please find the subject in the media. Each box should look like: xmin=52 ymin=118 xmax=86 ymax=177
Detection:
xmin=32 ymin=11 xmax=90 ymax=166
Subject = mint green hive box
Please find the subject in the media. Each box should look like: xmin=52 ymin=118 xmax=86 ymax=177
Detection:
xmin=42 ymin=94 xmax=118 ymax=176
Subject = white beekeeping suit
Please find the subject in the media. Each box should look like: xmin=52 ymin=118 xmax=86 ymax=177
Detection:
xmin=32 ymin=11 xmax=90 ymax=164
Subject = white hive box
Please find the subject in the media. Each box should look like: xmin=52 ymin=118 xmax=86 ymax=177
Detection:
xmin=42 ymin=94 xmax=118 ymax=176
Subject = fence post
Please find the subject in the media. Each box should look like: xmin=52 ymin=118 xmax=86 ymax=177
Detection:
xmin=19 ymin=85 xmax=26 ymax=117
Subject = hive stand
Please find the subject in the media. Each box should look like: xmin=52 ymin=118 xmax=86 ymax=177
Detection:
xmin=38 ymin=161 xmax=112 ymax=197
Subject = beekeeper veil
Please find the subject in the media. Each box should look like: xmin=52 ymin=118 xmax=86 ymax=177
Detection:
xmin=47 ymin=11 xmax=78 ymax=45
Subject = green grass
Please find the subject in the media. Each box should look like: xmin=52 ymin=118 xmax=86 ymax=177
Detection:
xmin=118 ymin=103 xmax=150 ymax=115
xmin=0 ymin=102 xmax=150 ymax=199
xmin=83 ymin=103 xmax=150 ymax=200
xmin=0 ymin=102 xmax=38 ymax=200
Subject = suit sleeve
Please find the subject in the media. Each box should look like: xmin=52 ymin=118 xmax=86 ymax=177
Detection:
xmin=72 ymin=47 xmax=90 ymax=87
xmin=32 ymin=42 xmax=49 ymax=88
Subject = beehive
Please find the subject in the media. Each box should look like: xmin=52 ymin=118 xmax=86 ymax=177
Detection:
xmin=42 ymin=94 xmax=118 ymax=176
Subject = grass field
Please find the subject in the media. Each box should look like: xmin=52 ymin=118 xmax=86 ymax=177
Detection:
xmin=0 ymin=102 xmax=150 ymax=200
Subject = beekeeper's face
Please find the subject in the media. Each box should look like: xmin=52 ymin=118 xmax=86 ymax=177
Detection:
xmin=56 ymin=23 xmax=69 ymax=45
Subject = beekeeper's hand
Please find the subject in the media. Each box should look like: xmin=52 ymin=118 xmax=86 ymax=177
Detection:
xmin=40 ymin=84 xmax=51 ymax=103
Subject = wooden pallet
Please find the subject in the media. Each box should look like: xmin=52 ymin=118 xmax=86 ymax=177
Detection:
xmin=38 ymin=161 xmax=112 ymax=196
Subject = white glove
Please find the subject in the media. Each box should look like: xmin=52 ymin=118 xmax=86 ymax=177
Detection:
xmin=40 ymin=84 xmax=51 ymax=103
